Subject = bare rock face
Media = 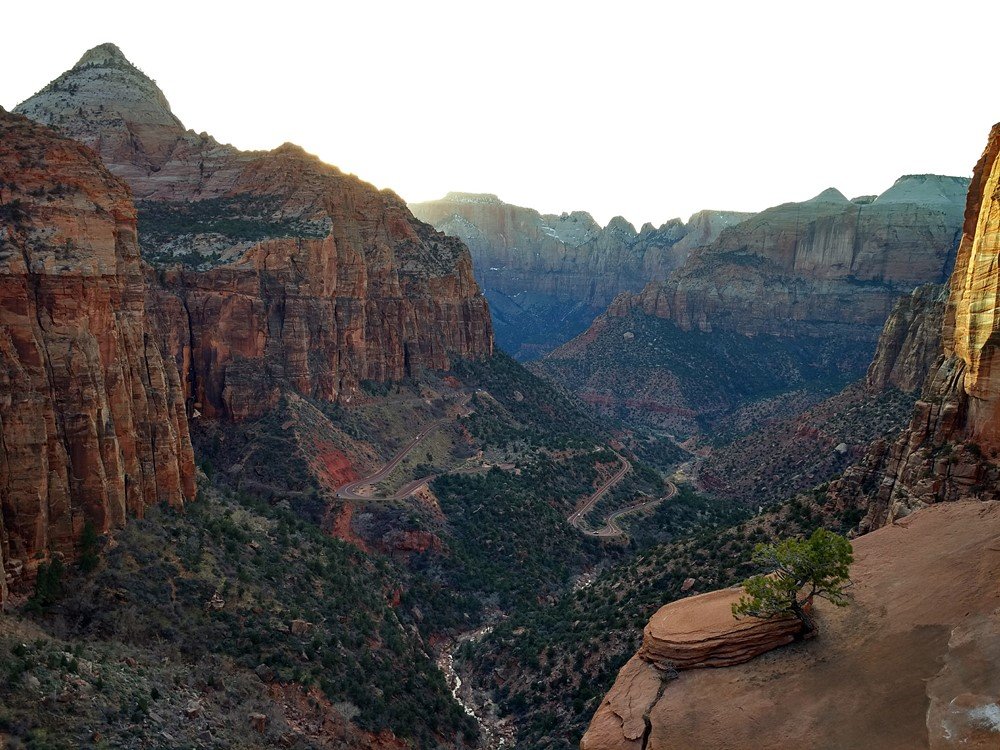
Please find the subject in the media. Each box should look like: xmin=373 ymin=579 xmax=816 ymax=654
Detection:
xmin=638 ymin=587 xmax=802 ymax=671
xmin=581 ymin=501 xmax=1000 ymax=750
xmin=581 ymin=586 xmax=803 ymax=750
xmin=615 ymin=175 xmax=968 ymax=342
xmin=0 ymin=110 xmax=195 ymax=599
xmin=865 ymin=283 xmax=947 ymax=393
xmin=582 ymin=585 xmax=803 ymax=750
xmin=16 ymin=45 xmax=494 ymax=421
xmin=830 ymin=124 xmax=1000 ymax=528
xmin=410 ymin=192 xmax=750 ymax=357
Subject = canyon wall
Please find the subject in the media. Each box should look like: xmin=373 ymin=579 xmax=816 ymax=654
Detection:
xmin=16 ymin=44 xmax=494 ymax=422
xmin=613 ymin=176 xmax=967 ymax=341
xmin=410 ymin=192 xmax=750 ymax=358
xmin=0 ymin=110 xmax=195 ymax=599
xmin=865 ymin=283 xmax=947 ymax=393
xmin=832 ymin=123 xmax=1000 ymax=529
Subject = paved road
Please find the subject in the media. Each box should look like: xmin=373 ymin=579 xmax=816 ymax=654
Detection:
xmin=568 ymin=449 xmax=678 ymax=538
xmin=567 ymin=450 xmax=630 ymax=530
xmin=584 ymin=480 xmax=678 ymax=538
xmin=334 ymin=418 xmax=447 ymax=501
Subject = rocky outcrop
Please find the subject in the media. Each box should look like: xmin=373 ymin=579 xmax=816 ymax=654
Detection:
xmin=581 ymin=587 xmax=802 ymax=749
xmin=581 ymin=501 xmax=1000 ymax=750
xmin=0 ymin=110 xmax=195 ymax=598
xmin=410 ymin=192 xmax=749 ymax=358
xmin=614 ymin=175 xmax=968 ymax=342
xmin=865 ymin=283 xmax=947 ymax=392
xmin=830 ymin=124 xmax=1000 ymax=529
xmin=16 ymin=44 xmax=494 ymax=421
xmin=638 ymin=587 xmax=802 ymax=671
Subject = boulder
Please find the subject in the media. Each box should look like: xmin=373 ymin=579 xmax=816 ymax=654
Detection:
xmin=638 ymin=587 xmax=802 ymax=671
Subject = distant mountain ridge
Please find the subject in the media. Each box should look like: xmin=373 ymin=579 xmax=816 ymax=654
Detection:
xmin=616 ymin=173 xmax=969 ymax=340
xmin=535 ymin=173 xmax=969 ymax=434
xmin=410 ymin=191 xmax=751 ymax=358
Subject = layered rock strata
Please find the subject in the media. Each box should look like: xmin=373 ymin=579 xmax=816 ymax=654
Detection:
xmin=16 ymin=44 xmax=494 ymax=421
xmin=410 ymin=193 xmax=751 ymax=309
xmin=410 ymin=192 xmax=749 ymax=357
xmin=582 ymin=501 xmax=1000 ymax=750
xmin=0 ymin=110 xmax=195 ymax=598
xmin=831 ymin=124 xmax=1000 ymax=528
xmin=865 ymin=283 xmax=947 ymax=392
xmin=637 ymin=587 xmax=802 ymax=671
xmin=613 ymin=176 xmax=968 ymax=342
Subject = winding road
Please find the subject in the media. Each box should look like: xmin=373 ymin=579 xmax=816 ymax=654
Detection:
xmin=584 ymin=480 xmax=678 ymax=537
xmin=334 ymin=402 xmax=675 ymax=538
xmin=334 ymin=417 xmax=448 ymax=501
xmin=567 ymin=450 xmax=630 ymax=529
xmin=567 ymin=450 xmax=677 ymax=538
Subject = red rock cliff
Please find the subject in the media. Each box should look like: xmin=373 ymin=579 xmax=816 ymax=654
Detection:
xmin=0 ymin=110 xmax=195 ymax=600
xmin=15 ymin=44 xmax=494 ymax=421
xmin=831 ymin=123 xmax=1000 ymax=528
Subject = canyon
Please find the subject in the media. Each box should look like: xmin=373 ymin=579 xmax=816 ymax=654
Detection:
xmin=578 ymin=122 xmax=1000 ymax=750
xmin=2 ymin=35 xmax=999 ymax=750
xmin=14 ymin=43 xmax=494 ymax=423
xmin=535 ymin=175 xmax=968 ymax=435
xmin=410 ymin=192 xmax=750 ymax=358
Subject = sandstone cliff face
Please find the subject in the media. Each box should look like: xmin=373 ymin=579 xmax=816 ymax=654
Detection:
xmin=410 ymin=192 xmax=749 ymax=358
xmin=865 ymin=283 xmax=947 ymax=393
xmin=581 ymin=501 xmax=1000 ymax=750
xmin=581 ymin=585 xmax=803 ymax=750
xmin=0 ymin=110 xmax=195 ymax=599
xmin=831 ymin=125 xmax=1000 ymax=528
xmin=16 ymin=45 xmax=494 ymax=421
xmin=615 ymin=176 xmax=968 ymax=341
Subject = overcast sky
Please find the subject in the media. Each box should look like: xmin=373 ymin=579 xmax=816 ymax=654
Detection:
xmin=3 ymin=0 xmax=999 ymax=226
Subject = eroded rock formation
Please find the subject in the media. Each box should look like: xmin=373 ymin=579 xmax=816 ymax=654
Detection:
xmin=865 ymin=283 xmax=947 ymax=393
xmin=831 ymin=124 xmax=1000 ymax=528
xmin=581 ymin=501 xmax=1000 ymax=750
xmin=0 ymin=110 xmax=195 ymax=598
xmin=16 ymin=44 xmax=494 ymax=422
xmin=638 ymin=587 xmax=802 ymax=671
xmin=613 ymin=176 xmax=967 ymax=342
xmin=410 ymin=192 xmax=750 ymax=358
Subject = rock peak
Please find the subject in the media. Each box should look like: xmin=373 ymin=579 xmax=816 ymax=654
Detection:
xmin=807 ymin=187 xmax=850 ymax=203
xmin=605 ymin=215 xmax=637 ymax=235
xmin=875 ymin=173 xmax=970 ymax=206
xmin=74 ymin=42 xmax=132 ymax=69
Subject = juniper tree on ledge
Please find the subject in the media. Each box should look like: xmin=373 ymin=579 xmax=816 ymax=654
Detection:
xmin=732 ymin=528 xmax=853 ymax=635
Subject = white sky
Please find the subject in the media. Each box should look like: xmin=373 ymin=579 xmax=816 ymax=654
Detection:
xmin=3 ymin=0 xmax=999 ymax=227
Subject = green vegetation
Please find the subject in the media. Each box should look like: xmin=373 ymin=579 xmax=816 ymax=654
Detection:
xmin=537 ymin=313 xmax=873 ymax=435
xmin=136 ymin=194 xmax=328 ymax=267
xmin=470 ymin=488 xmax=864 ymax=749
xmin=451 ymin=352 xmax=608 ymax=450
xmin=431 ymin=458 xmax=603 ymax=611
xmin=27 ymin=559 xmax=64 ymax=613
xmin=9 ymin=488 xmax=477 ymax=748
xmin=732 ymin=528 xmax=853 ymax=633
xmin=78 ymin=519 xmax=100 ymax=573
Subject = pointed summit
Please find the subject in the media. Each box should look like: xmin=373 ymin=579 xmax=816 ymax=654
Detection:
xmin=14 ymin=43 xmax=196 ymax=194
xmin=74 ymin=42 xmax=131 ymax=69
xmin=806 ymin=187 xmax=850 ymax=204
